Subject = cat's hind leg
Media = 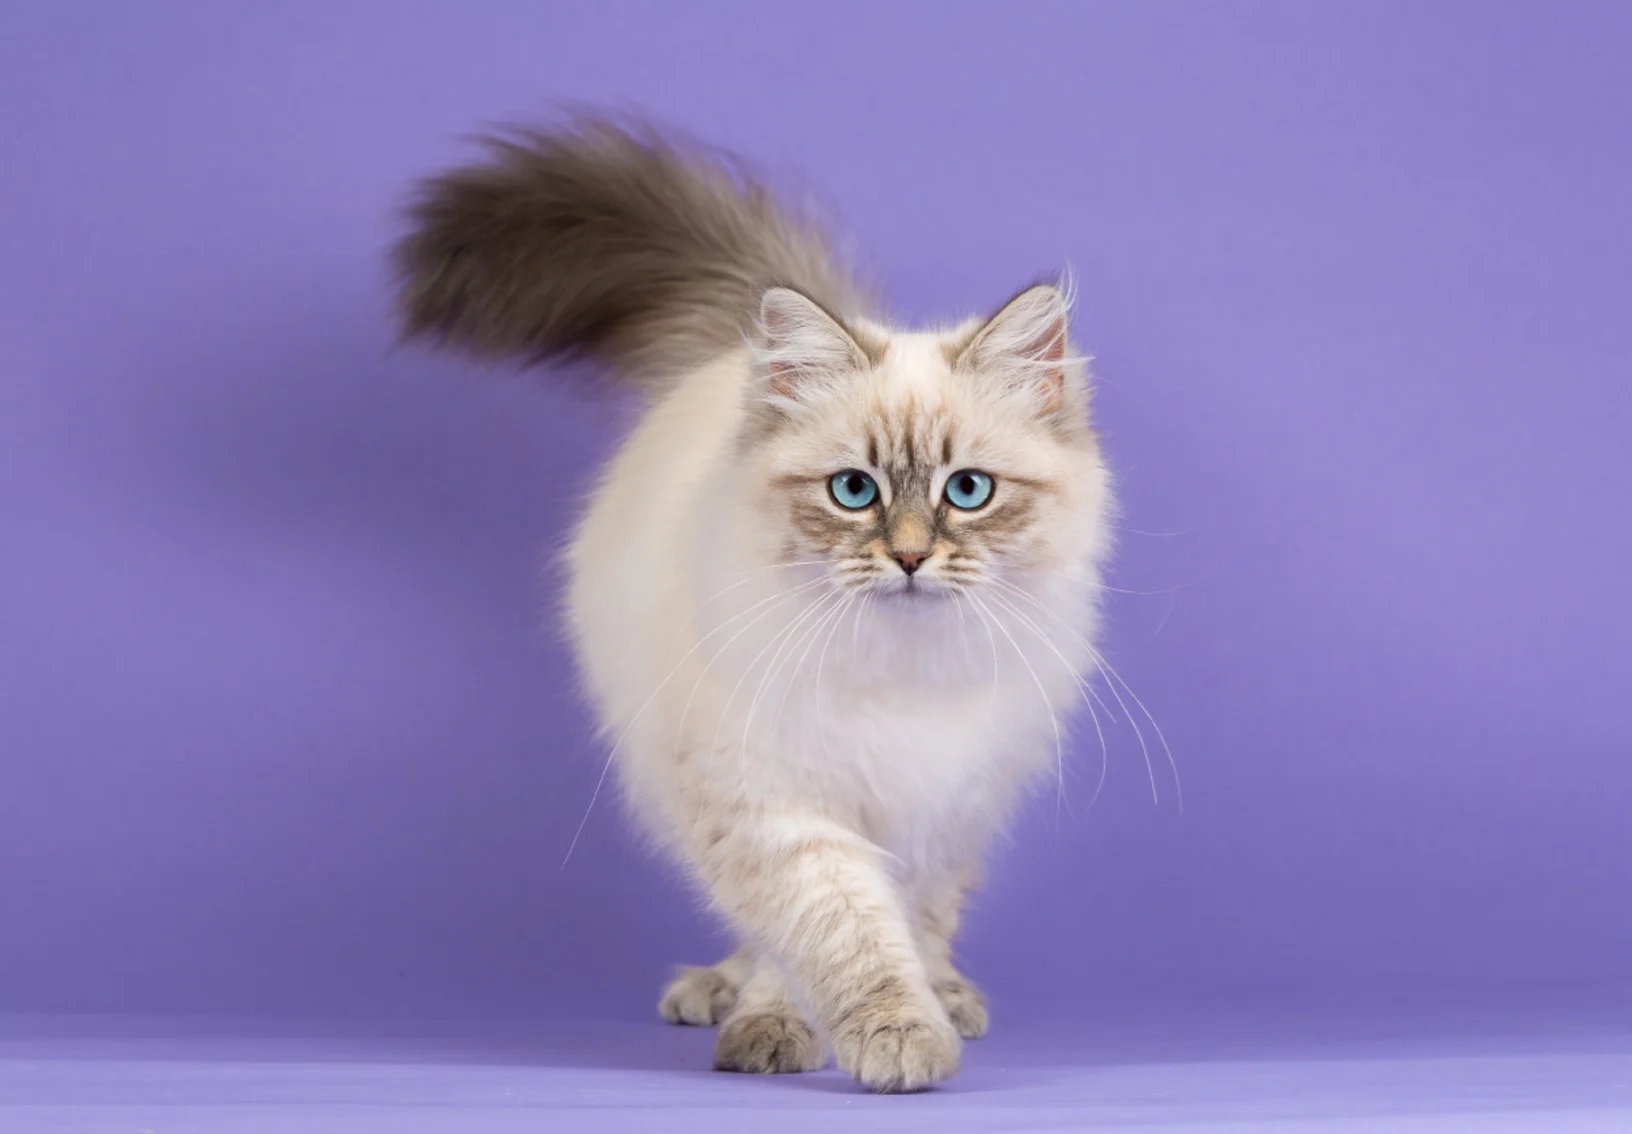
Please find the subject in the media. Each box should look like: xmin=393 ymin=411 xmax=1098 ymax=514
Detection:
xmin=658 ymin=948 xmax=752 ymax=1027
xmin=912 ymin=867 xmax=990 ymax=1039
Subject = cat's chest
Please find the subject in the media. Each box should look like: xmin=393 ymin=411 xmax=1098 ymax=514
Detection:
xmin=766 ymin=675 xmax=1048 ymax=851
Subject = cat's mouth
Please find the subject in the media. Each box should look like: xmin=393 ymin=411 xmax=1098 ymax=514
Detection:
xmin=873 ymin=575 xmax=958 ymax=603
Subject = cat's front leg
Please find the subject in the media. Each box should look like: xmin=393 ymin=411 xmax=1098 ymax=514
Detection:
xmin=691 ymin=810 xmax=961 ymax=1092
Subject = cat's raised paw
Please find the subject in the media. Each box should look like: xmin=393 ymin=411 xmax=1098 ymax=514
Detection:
xmin=659 ymin=965 xmax=739 ymax=1027
xmin=837 ymin=1013 xmax=961 ymax=1093
xmin=713 ymin=1012 xmax=825 ymax=1074
xmin=934 ymin=978 xmax=989 ymax=1039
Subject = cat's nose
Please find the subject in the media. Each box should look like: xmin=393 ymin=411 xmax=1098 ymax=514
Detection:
xmin=892 ymin=551 xmax=927 ymax=576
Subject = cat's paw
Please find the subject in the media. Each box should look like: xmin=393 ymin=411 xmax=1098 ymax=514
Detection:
xmin=834 ymin=1008 xmax=961 ymax=1093
xmin=934 ymin=977 xmax=989 ymax=1039
xmin=713 ymin=1012 xmax=826 ymax=1074
xmin=659 ymin=965 xmax=740 ymax=1027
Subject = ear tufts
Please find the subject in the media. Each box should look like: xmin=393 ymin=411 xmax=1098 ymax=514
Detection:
xmin=956 ymin=279 xmax=1083 ymax=415
xmin=752 ymin=287 xmax=870 ymax=403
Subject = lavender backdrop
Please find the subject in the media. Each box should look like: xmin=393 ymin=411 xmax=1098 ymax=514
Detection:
xmin=3 ymin=1 xmax=1628 ymax=1030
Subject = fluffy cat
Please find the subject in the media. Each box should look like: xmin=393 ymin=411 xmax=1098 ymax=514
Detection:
xmin=393 ymin=116 xmax=1115 ymax=1092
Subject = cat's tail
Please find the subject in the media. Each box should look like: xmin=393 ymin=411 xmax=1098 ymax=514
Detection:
xmin=391 ymin=114 xmax=866 ymax=394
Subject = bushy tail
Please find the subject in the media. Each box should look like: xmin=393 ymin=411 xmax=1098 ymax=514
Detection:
xmin=391 ymin=115 xmax=865 ymax=393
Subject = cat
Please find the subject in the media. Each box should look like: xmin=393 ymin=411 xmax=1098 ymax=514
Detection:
xmin=393 ymin=115 xmax=1115 ymax=1092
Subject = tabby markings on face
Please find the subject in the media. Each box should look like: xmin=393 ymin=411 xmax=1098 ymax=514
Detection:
xmin=776 ymin=401 xmax=1051 ymax=595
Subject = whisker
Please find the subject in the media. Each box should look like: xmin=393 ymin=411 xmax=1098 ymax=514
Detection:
xmin=719 ymin=589 xmax=841 ymax=769
xmin=1086 ymin=643 xmax=1183 ymax=814
xmin=816 ymin=593 xmax=866 ymax=765
xmin=990 ymin=576 xmax=1180 ymax=811
xmin=850 ymin=589 xmax=874 ymax=659
xmin=983 ymin=588 xmax=1109 ymax=817
xmin=664 ymin=560 xmax=831 ymax=650
xmin=807 ymin=592 xmax=856 ymax=730
xmin=1153 ymin=595 xmax=1176 ymax=638
xmin=985 ymin=576 xmax=1156 ymax=805
xmin=1110 ymin=525 xmax=1191 ymax=538
xmin=562 ymin=574 xmax=829 ymax=869
xmin=686 ymin=559 xmax=829 ymax=614
xmin=671 ymin=577 xmax=829 ymax=752
xmin=959 ymin=592 xmax=1001 ymax=723
xmin=1083 ymin=648 xmax=1159 ymax=806
xmin=1031 ymin=564 xmax=1195 ymax=598
xmin=984 ymin=577 xmax=1118 ymax=722
xmin=968 ymin=593 xmax=1071 ymax=825
xmin=952 ymin=587 xmax=973 ymax=670
xmin=747 ymin=589 xmax=851 ymax=757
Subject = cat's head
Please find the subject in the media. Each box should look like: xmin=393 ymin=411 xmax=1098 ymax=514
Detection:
xmin=739 ymin=282 xmax=1113 ymax=603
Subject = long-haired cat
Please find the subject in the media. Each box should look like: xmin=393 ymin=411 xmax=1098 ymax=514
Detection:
xmin=393 ymin=116 xmax=1114 ymax=1091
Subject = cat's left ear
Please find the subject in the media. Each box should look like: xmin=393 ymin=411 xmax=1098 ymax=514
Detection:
xmin=955 ymin=284 xmax=1077 ymax=416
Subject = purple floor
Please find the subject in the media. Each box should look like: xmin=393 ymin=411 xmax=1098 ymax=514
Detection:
xmin=3 ymin=1015 xmax=1628 ymax=1132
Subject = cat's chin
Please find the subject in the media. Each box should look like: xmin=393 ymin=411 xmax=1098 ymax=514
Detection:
xmin=867 ymin=579 xmax=961 ymax=612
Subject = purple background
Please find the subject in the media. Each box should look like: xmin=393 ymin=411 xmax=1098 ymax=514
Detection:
xmin=3 ymin=0 xmax=1629 ymax=1035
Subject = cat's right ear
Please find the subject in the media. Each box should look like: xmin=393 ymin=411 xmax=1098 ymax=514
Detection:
xmin=753 ymin=287 xmax=871 ymax=407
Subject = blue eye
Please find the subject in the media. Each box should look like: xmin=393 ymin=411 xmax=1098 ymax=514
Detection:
xmin=944 ymin=469 xmax=994 ymax=510
xmin=829 ymin=469 xmax=879 ymax=510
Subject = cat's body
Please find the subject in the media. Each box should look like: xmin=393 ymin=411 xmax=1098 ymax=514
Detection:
xmin=395 ymin=117 xmax=1114 ymax=1091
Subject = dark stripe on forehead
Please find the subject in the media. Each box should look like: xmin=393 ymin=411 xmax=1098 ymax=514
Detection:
xmin=889 ymin=459 xmax=935 ymax=503
xmin=869 ymin=398 xmax=934 ymax=460
xmin=887 ymin=407 xmax=909 ymax=461
xmin=860 ymin=397 xmax=958 ymax=510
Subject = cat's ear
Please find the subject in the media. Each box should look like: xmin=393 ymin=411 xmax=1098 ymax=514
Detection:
xmin=753 ymin=287 xmax=871 ymax=404
xmin=956 ymin=283 xmax=1076 ymax=416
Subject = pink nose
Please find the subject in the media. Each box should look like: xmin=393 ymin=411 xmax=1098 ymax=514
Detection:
xmin=892 ymin=551 xmax=926 ymax=576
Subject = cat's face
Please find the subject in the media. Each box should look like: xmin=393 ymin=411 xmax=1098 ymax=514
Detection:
xmin=743 ymin=286 xmax=1112 ymax=603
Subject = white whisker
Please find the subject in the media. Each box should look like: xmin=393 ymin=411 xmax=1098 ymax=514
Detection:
xmin=672 ymin=576 xmax=828 ymax=753
xmin=959 ymin=592 xmax=1001 ymax=724
xmin=984 ymin=575 xmax=1164 ymax=807
xmin=1031 ymin=564 xmax=1195 ymax=598
xmin=805 ymin=592 xmax=856 ymax=740
xmin=1110 ymin=525 xmax=1191 ymax=538
xmin=1087 ymin=643 xmax=1183 ymax=814
xmin=562 ymin=573 xmax=829 ymax=869
xmin=952 ymin=586 xmax=974 ymax=670
xmin=750 ymin=589 xmax=852 ymax=756
xmin=968 ymin=593 xmax=1070 ymax=824
xmin=850 ymin=589 xmax=874 ymax=659
xmin=815 ymin=593 xmax=865 ymax=764
xmin=688 ymin=559 xmax=829 ymax=614
xmin=1154 ymin=595 xmax=1176 ymax=638
xmin=990 ymin=576 xmax=1181 ymax=811
xmin=983 ymin=588 xmax=1109 ymax=816
xmin=985 ymin=576 xmax=1117 ymax=722
xmin=717 ymin=588 xmax=839 ymax=770
xmin=665 ymin=559 xmax=828 ymax=649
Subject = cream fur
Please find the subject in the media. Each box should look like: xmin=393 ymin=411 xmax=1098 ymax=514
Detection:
xmin=564 ymin=287 xmax=1113 ymax=1091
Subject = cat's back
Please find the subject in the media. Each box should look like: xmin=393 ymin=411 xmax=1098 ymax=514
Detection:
xmin=563 ymin=351 xmax=750 ymax=727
